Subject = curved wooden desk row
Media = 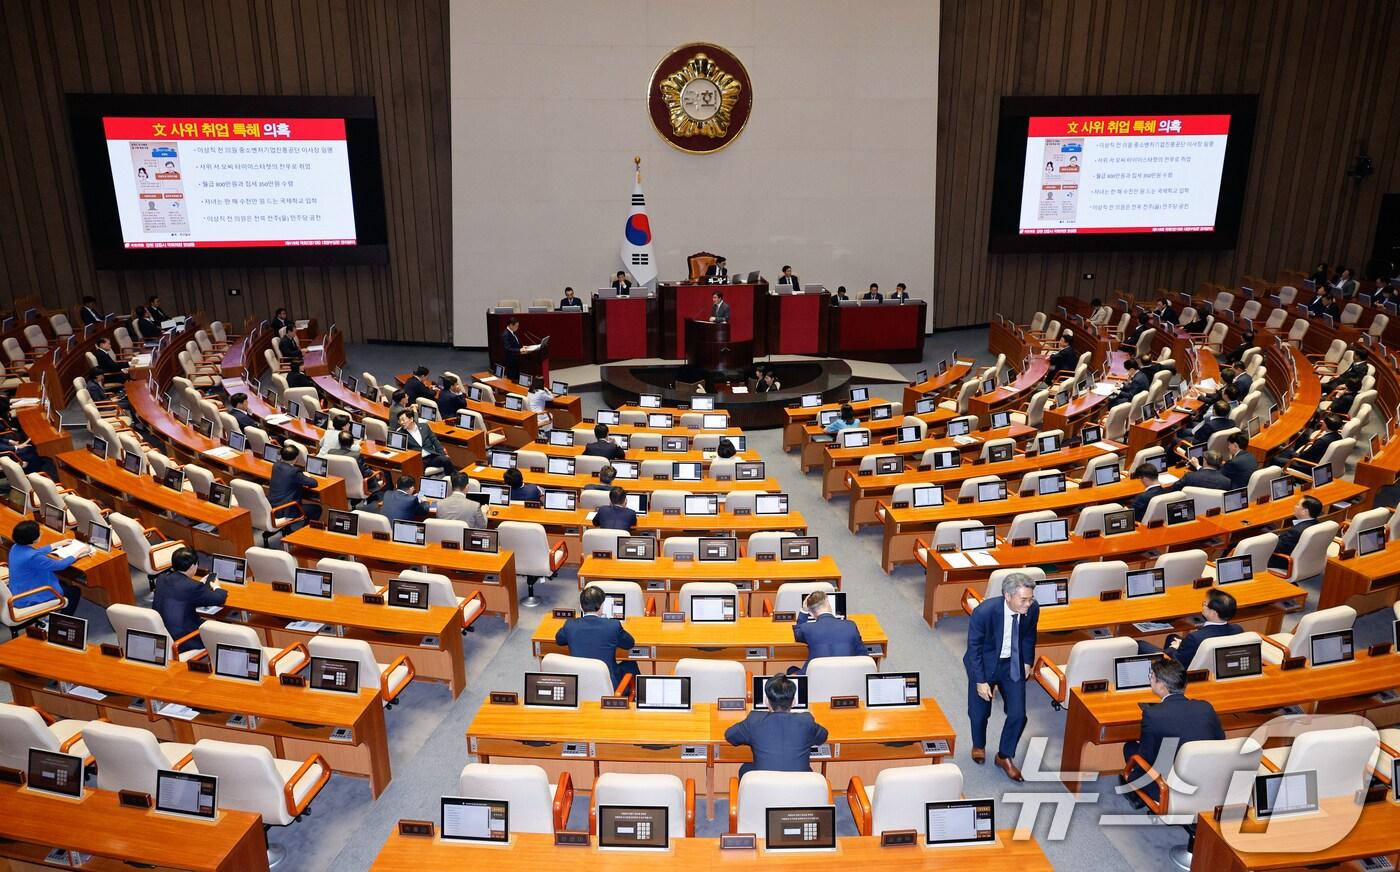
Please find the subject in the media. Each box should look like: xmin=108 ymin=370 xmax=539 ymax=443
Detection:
xmin=474 ymin=370 xmax=583 ymax=427
xmin=531 ymin=614 xmax=889 ymax=674
xmin=371 ymin=830 xmax=1053 ymax=870
xmin=281 ymin=526 xmax=520 ymax=628
xmin=819 ymin=423 xmax=1038 ymax=501
xmin=464 ymin=461 xmax=782 ymax=496
xmin=797 ymin=407 xmax=959 ymax=473
xmin=1060 ymin=649 xmax=1400 ymax=792
xmin=0 ymin=502 xmax=133 ymax=606
xmin=0 ymin=635 xmax=393 ymax=797
xmin=394 ymin=372 xmax=542 ymax=446
xmin=579 ymin=553 xmax=840 ymax=596
xmin=0 ymin=782 xmax=268 ymax=872
xmin=466 ymin=698 xmax=955 ymax=797
xmin=917 ymin=480 xmax=1369 ymax=626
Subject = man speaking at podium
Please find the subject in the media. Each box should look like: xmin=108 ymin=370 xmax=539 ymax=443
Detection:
xmin=710 ymin=291 xmax=731 ymax=323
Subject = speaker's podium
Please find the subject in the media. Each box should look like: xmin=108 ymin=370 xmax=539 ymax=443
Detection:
xmin=685 ymin=318 xmax=751 ymax=373
xmin=514 ymin=336 xmax=551 ymax=383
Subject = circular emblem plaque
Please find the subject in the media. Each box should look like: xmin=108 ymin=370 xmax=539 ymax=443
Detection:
xmin=648 ymin=43 xmax=753 ymax=154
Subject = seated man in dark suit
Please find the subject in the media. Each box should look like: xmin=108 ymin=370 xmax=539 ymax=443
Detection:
xmin=829 ymin=286 xmax=849 ymax=306
xmin=78 ymin=296 xmax=105 ymax=326
xmin=591 ymin=486 xmax=637 ymax=531
xmin=1121 ymin=313 xmax=1153 ymax=351
xmin=1188 ymin=400 xmax=1234 ymax=445
xmin=861 ymin=282 xmax=883 ymax=302
xmin=1131 ymin=465 xmax=1166 ymax=522
xmin=776 ymin=265 xmax=800 ymax=290
xmin=503 ymin=467 xmax=542 ymax=503
xmin=152 ymin=547 xmax=228 ymax=654
xmin=559 ymin=286 xmax=584 ymax=310
xmin=555 ymin=585 xmax=639 ymax=688
xmin=724 ymin=675 xmax=829 ymax=778
xmin=704 ymin=256 xmax=728 ymax=280
xmin=1324 ymin=376 xmax=1361 ymax=416
xmin=611 ymin=271 xmax=633 ymax=294
xmin=1167 ymin=449 xmax=1232 ymax=492
xmin=395 ymin=408 xmax=458 ymax=474
xmin=1276 ymin=413 xmax=1343 ymax=468
xmin=277 ymin=326 xmax=302 ymax=362
xmin=1220 ymin=433 xmax=1257 ymax=489
xmin=402 ymin=366 xmax=436 ymax=403
xmin=437 ymin=376 xmax=468 ymax=422
xmin=1154 ymin=296 xmax=1179 ymax=325
xmin=1047 ymin=332 xmax=1079 ymax=375
xmin=584 ymin=465 xmax=617 ymax=492
xmin=285 ymin=362 xmax=315 ymax=389
xmin=582 ymin=423 xmax=625 ymax=460
xmin=92 ymin=338 xmax=129 ymax=383
xmin=270 ymin=442 xmax=320 ymax=523
xmin=889 ymin=282 xmax=911 ymax=301
xmin=1322 ymin=347 xmax=1368 ymax=393
xmin=228 ymin=393 xmax=256 ymax=433
xmin=1137 ymin=589 xmax=1242 ymax=666
xmin=270 ymin=307 xmax=295 ymax=335
xmin=1109 ymin=359 xmax=1149 ymax=408
xmin=378 ymin=475 xmax=429 ymax=523
xmin=790 ymin=590 xmax=865 ymax=673
xmin=1121 ymin=658 xmax=1224 ymax=803
xmin=1269 ymin=495 xmax=1322 ymax=571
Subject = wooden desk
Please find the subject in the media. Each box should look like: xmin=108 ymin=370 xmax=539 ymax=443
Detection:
xmin=472 ymin=370 xmax=583 ymax=427
xmin=281 ymin=527 xmax=519 ymax=628
xmin=0 ymin=636 xmax=393 ymax=797
xmin=465 ymin=461 xmax=782 ymax=496
xmin=783 ymin=397 xmax=900 ymax=454
xmin=819 ymin=424 xmax=1037 ymax=500
xmin=1323 ymin=539 xmax=1400 ymax=614
xmin=1061 ymin=651 xmax=1400 ymax=791
xmin=58 ymin=449 xmax=255 ymax=557
xmin=578 ymin=555 xmax=841 ymax=613
xmin=0 ymin=782 xmax=268 ymax=872
xmin=798 ymin=409 xmax=955 ymax=473
xmin=396 ymin=373 xmax=541 ymax=447
xmin=898 ymin=359 xmax=977 ymax=420
xmin=532 ymin=614 xmax=888 ymax=674
xmin=219 ymin=582 xmax=468 ymax=697
xmin=0 ymin=503 xmax=133 ymax=606
xmin=484 ymin=504 xmax=806 ymax=565
xmin=371 ymin=830 xmax=1054 ymax=871
xmin=1191 ymin=797 xmax=1400 ymax=872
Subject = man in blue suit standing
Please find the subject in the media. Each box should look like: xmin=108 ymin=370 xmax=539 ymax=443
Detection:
xmin=554 ymin=585 xmax=638 ymax=688
xmin=724 ymin=675 xmax=829 ymax=778
xmin=963 ymin=572 xmax=1039 ymax=781
xmin=790 ymin=590 xmax=864 ymax=673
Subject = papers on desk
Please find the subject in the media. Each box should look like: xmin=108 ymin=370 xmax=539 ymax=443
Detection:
xmin=374 ymin=449 xmax=397 ymax=458
xmin=481 ymin=376 xmax=497 ymax=382
xmin=49 ymin=541 xmax=91 ymax=561
xmin=730 ymin=386 xmax=749 ymax=394
xmin=585 ymin=511 xmax=597 ymax=523
xmin=1091 ymin=441 xmax=1120 ymax=452
xmin=942 ymin=552 xmax=972 ymax=569
xmin=1091 ymin=382 xmax=1117 ymax=396
xmin=1157 ymin=473 xmax=1179 ymax=486
xmin=942 ymin=550 xmax=998 ymax=568
xmin=295 ymin=319 xmax=310 ymax=329
xmin=155 ymin=702 xmax=200 ymax=721
xmin=1195 ymin=378 xmax=1219 ymax=392
xmin=9 ymin=397 xmax=40 ymax=409
xmin=472 ymin=465 xmax=487 ymax=473
xmin=306 ymin=344 xmax=324 ymax=353
xmin=130 ymin=354 xmax=152 ymax=368
xmin=951 ymin=434 xmax=977 ymax=446
xmin=195 ymin=605 xmax=223 ymax=617
xmin=968 ymin=551 xmax=999 ymax=567
xmin=1133 ymin=621 xmax=1175 ymax=633
xmin=264 ymin=413 xmax=294 ymax=426
xmin=65 ymin=685 xmax=106 ymax=701
xmin=522 ymin=344 xmax=541 ymax=353
xmin=287 ymin=620 xmax=326 ymax=633
xmin=205 ymin=445 xmax=242 ymax=460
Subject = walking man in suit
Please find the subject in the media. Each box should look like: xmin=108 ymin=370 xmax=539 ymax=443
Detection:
xmin=554 ymin=585 xmax=639 ymax=688
xmin=1121 ymin=658 xmax=1224 ymax=803
xmin=963 ymin=572 xmax=1039 ymax=781
xmin=501 ymin=316 xmax=523 ymax=381
xmin=724 ymin=675 xmax=829 ymax=778
xmin=710 ymin=291 xmax=730 ymax=322
xmin=790 ymin=589 xmax=865 ymax=673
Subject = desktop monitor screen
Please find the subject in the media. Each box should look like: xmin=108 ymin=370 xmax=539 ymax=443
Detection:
xmin=930 ymin=449 xmax=959 ymax=470
xmin=161 ymin=468 xmax=185 ymax=492
xmin=684 ymin=494 xmax=718 ymax=515
xmin=440 ymin=797 xmax=509 ymax=843
xmin=755 ymin=494 xmax=788 ymax=515
xmin=1103 ymin=509 xmax=1135 ymax=535
xmin=1080 ymin=425 xmax=1103 ymax=444
xmin=208 ymin=481 xmax=233 ymax=507
xmin=690 ymin=594 xmax=736 ymax=623
xmin=122 ymin=449 xmax=143 ymax=475
xmin=1143 ymin=453 xmax=1166 ymax=473
xmin=623 ymin=492 xmax=649 ymax=515
xmin=647 ymin=413 xmax=674 ymax=429
xmin=547 ymin=456 xmax=575 ymax=476
xmin=818 ymin=410 xmax=839 ymax=427
xmin=308 ymin=656 xmax=360 ymax=693
xmin=874 ymin=455 xmax=902 ymax=475
xmin=388 ymin=578 xmax=430 ymax=609
xmin=639 ymin=394 xmax=661 ymax=408
xmin=865 ymin=672 xmax=919 ymax=707
xmin=481 ymin=484 xmax=510 ymax=506
xmin=800 ymin=394 xmax=821 ymax=408
xmin=327 ymin=509 xmax=359 ymax=536
xmin=1252 ymin=770 xmax=1318 ymax=819
xmin=987 ymin=444 xmax=1014 ymax=464
xmin=662 ymin=436 xmax=687 ymax=452
xmin=1311 ymin=463 xmax=1333 ymax=488
xmin=672 ymin=462 xmax=702 ymax=481
xmin=1037 ymin=434 xmax=1061 ymax=454
xmin=90 ymin=436 xmax=108 ymax=459
xmin=418 ymin=476 xmax=449 ymax=499
xmin=549 ymin=429 xmax=574 ymax=447
xmin=959 ymin=526 xmax=996 ymax=551
xmin=781 ymin=537 xmax=819 ymax=560
xmin=41 ymin=503 xmax=66 ymax=534
xmin=981 ymin=378 xmax=996 ymax=394
xmin=752 ymin=674 xmax=809 ymax=710
xmin=1036 ymin=473 xmax=1066 ymax=496
xmin=976 ymin=480 xmax=1007 ymax=502
xmin=598 ymin=806 xmax=669 ymax=850
xmin=924 ymin=799 xmax=995 ymax=847
xmin=124 ymin=628 xmax=168 ymax=666
xmin=155 ymin=769 xmax=217 ymax=819
xmin=702 ymin=414 xmax=727 ymax=429
xmin=850 ymin=387 xmax=869 ymax=402
xmin=635 ymin=676 xmax=691 ymax=711
xmin=226 ymin=431 xmax=247 ymax=453
xmin=690 ymin=396 xmax=714 ymax=410
xmin=1309 ymin=629 xmax=1354 ymax=667
xmin=464 ymin=528 xmax=499 ymax=553
xmin=1125 ymin=568 xmax=1165 ymax=598
xmin=1033 ymin=579 xmax=1069 ymax=607
xmin=1214 ymin=641 xmax=1262 ymax=680
xmin=1222 ymin=487 xmax=1248 ymax=513
xmin=47 ymin=614 xmax=87 ymax=651
xmin=392 ymin=520 xmax=426 ymax=545
xmin=1357 ymin=527 xmax=1386 ymax=557
xmin=306 ymin=455 xmax=329 ymax=477
xmin=294 ymin=568 xmax=333 ymax=598
xmin=839 ymin=429 xmax=870 ymax=449
xmin=765 ymin=807 xmax=836 ymax=851
xmin=387 ymin=431 xmax=410 ymax=451
xmin=947 ymin=418 xmax=971 ymax=437
xmin=915 ymin=398 xmax=936 ymax=415
xmin=870 ymin=404 xmax=893 ymax=421
xmin=213 ymin=643 xmax=262 ymax=681
xmin=1033 ymin=518 xmax=1069 ymax=544
xmin=596 ymin=410 xmax=620 ymax=425
xmin=87 ymin=521 xmax=113 ymax=552
xmin=1093 ymin=463 xmax=1121 ymax=486
xmin=1216 ymin=554 xmax=1251 ymax=584
xmin=618 ymin=536 xmax=656 ymax=560
xmin=504 ymin=395 xmax=524 ymax=411
xmin=488 ymin=450 xmax=516 ymax=470
xmin=1165 ymin=499 xmax=1196 ymax=525
xmin=1270 ymin=477 xmax=1294 ymax=501
xmin=986 ymin=410 xmax=1008 ymax=429
xmin=523 ymin=672 xmax=579 ymax=707
xmin=1113 ymin=654 xmax=1160 ymax=690
xmin=912 ymin=485 xmax=944 ymax=508
xmin=735 ymin=461 xmax=764 ymax=480
xmin=698 ymin=537 xmax=737 ymax=561
xmin=27 ymin=749 xmax=83 ymax=800
xmin=897 ymin=425 xmax=920 ymax=444
xmin=543 ymin=489 xmax=576 ymax=511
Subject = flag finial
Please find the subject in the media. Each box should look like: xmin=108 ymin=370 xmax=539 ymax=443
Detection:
xmin=634 ymin=155 xmax=641 ymax=181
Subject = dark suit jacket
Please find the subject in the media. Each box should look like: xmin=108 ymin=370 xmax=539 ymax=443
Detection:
xmin=286 ymin=371 xmax=315 ymax=389
xmin=269 ymin=460 xmax=315 ymax=509
xmin=438 ymin=390 xmax=467 ymax=422
xmin=778 ymin=275 xmax=800 ymax=289
xmin=1048 ymin=347 xmax=1078 ymax=373
xmin=1221 ymin=452 xmax=1258 ymax=489
xmin=271 ymin=317 xmax=294 ymax=334
xmin=705 ymin=264 xmax=728 ymax=278
xmin=510 ymin=483 xmax=543 ymax=503
xmin=277 ymin=335 xmax=302 ymax=360
xmin=231 ymin=409 xmax=256 ymax=433
xmin=501 ymin=328 xmax=522 ymax=364
xmin=152 ymin=570 xmax=228 ymax=650
xmin=559 ymin=297 xmax=584 ymax=310
xmin=149 ymin=305 xmax=171 ymax=323
xmin=1170 ymin=467 xmax=1232 ymax=492
xmin=94 ymin=348 xmax=126 ymax=374
xmin=724 ymin=711 xmax=828 ymax=773
xmin=378 ymin=489 xmax=428 ymax=523
xmin=1274 ymin=518 xmax=1317 ymax=557
xmin=861 ymin=292 xmax=883 ymax=302
xmin=1190 ymin=415 xmax=1233 ymax=445
xmin=555 ymin=614 xmax=635 ymax=686
xmin=1233 ymin=372 xmax=1252 ymax=395
xmin=592 ymin=504 xmax=637 ymax=530
xmin=403 ymin=377 xmax=436 ymax=404
xmin=830 ymin=294 xmax=848 ymax=307
xmin=962 ymin=596 xmax=1039 ymax=685
xmin=582 ymin=440 xmax=625 ymax=460
xmin=1111 ymin=371 xmax=1149 ymax=407
xmin=1133 ymin=484 xmax=1165 ymax=522
xmin=1173 ymin=622 xmax=1242 ymax=668
xmin=890 ymin=291 xmax=911 ymax=301
xmin=399 ymin=421 xmax=446 ymax=457
xmin=79 ymin=306 xmax=103 ymax=326
xmin=136 ymin=317 xmax=160 ymax=339
xmin=793 ymin=613 xmax=865 ymax=670
xmin=1297 ymin=430 xmax=1340 ymax=463
xmin=611 ymin=280 xmax=632 ymax=294
xmin=711 ymin=301 xmax=731 ymax=322
xmin=1133 ymin=692 xmax=1225 ymax=774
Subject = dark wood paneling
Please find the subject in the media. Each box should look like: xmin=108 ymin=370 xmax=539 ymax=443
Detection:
xmin=937 ymin=0 xmax=1400 ymax=327
xmin=0 ymin=0 xmax=451 ymax=343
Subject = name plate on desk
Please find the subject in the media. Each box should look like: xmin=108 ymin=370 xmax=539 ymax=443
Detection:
xmin=0 ymin=767 xmax=24 ymax=786
xmin=272 ymin=581 xmax=293 ymax=593
xmin=1099 ymin=589 xmax=1123 ymax=602
xmin=1080 ymin=679 xmax=1109 ymax=693
xmin=118 ymin=790 xmax=152 ymax=809
xmin=25 ymin=625 xmax=45 ymax=641
xmin=99 ymin=642 xmax=122 ymax=658
xmin=717 ymin=697 xmax=747 ymax=711
xmin=399 ymin=820 xmax=434 ymax=838
xmin=442 ymin=541 xmax=460 ymax=550
xmin=1084 ymin=529 xmax=1102 ymax=539
xmin=653 ymin=474 xmax=670 ymax=481
xmin=663 ymin=508 xmax=681 ymax=516
xmin=881 ymin=829 xmax=919 ymax=847
xmin=489 ymin=691 xmax=519 ymax=705
xmin=829 ymin=695 xmax=860 ymax=709
xmin=187 ymin=660 xmax=211 ymax=674
xmin=555 ymin=831 xmax=591 ymax=847
xmin=721 ymin=834 xmax=757 ymax=850
xmin=1369 ymin=642 xmax=1393 ymax=657
xmin=362 ymin=593 xmax=385 ymax=605
xmin=601 ymin=696 xmax=630 ymax=710
xmin=733 ymin=507 xmax=751 ymax=516
xmin=772 ymin=611 xmax=797 ymax=622
xmin=662 ymin=612 xmax=685 ymax=623
xmin=591 ymin=550 xmax=612 ymax=559
xmin=371 ymin=531 xmax=390 ymax=541
xmin=1185 ymin=669 xmax=1210 ymax=684
xmin=715 ymin=474 xmax=732 ymax=482
xmin=553 ymin=609 xmax=578 ymax=619
xmin=892 ymin=501 xmax=910 ymax=510
xmin=1281 ymin=656 xmax=1306 ymax=671
xmin=754 ymin=552 xmax=774 ymax=562
xmin=1193 ymin=577 xmax=1213 ymax=589
xmin=280 ymin=674 xmax=306 ymax=687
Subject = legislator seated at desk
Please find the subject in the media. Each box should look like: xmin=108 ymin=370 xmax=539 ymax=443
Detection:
xmin=724 ymin=675 xmax=828 ymax=778
xmin=559 ymin=286 xmax=583 ymax=310
xmin=556 ymin=585 xmax=639 ymax=686
xmin=8 ymin=519 xmax=88 ymax=617
xmin=791 ymin=590 xmax=864 ymax=673
xmin=153 ymin=546 xmax=228 ymax=653
xmin=1120 ymin=658 xmax=1224 ymax=803
xmin=592 ymin=486 xmax=638 ymax=531
xmin=583 ymin=423 xmax=625 ymax=460
xmin=861 ymin=283 xmax=883 ymax=303
xmin=1137 ymin=588 xmax=1243 ymax=665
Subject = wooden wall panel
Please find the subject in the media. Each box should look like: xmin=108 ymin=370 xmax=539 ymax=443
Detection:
xmin=0 ymin=0 xmax=451 ymax=343
xmin=936 ymin=0 xmax=1400 ymax=328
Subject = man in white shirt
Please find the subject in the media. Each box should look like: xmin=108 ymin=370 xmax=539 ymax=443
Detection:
xmin=318 ymin=414 xmax=356 ymax=456
xmin=524 ymin=386 xmax=554 ymax=432
xmin=962 ymin=572 xmax=1039 ymax=781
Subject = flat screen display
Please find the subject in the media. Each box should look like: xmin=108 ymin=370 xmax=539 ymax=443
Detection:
xmin=988 ymin=95 xmax=1257 ymax=252
xmin=69 ymin=94 xmax=388 ymax=268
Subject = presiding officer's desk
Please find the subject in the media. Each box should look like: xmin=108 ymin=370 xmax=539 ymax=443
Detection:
xmin=0 ymin=782 xmax=269 ymax=872
xmin=845 ymin=440 xmax=1118 ymax=532
xmin=917 ymin=479 xmax=1370 ymax=626
xmin=371 ymin=830 xmax=1054 ymax=871
xmin=57 ymin=448 xmax=255 ymax=557
xmin=0 ymin=502 xmax=133 ymax=607
xmin=1190 ymin=796 xmax=1400 ymax=872
xmin=484 ymin=503 xmax=807 ymax=566
xmin=0 ymin=635 xmax=394 ymax=797
xmin=281 ymin=526 xmax=520 ymax=627
xmin=963 ymin=575 xmax=1305 ymax=663
xmin=577 ymin=554 xmax=842 ymax=614
xmin=1060 ymin=649 xmax=1400 ymax=792
xmin=820 ymin=423 xmax=1039 ymax=501
xmin=467 ymin=698 xmax=956 ymax=798
xmin=532 ymin=614 xmax=888 ymax=674
xmin=218 ymin=581 xmax=475 ymax=697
